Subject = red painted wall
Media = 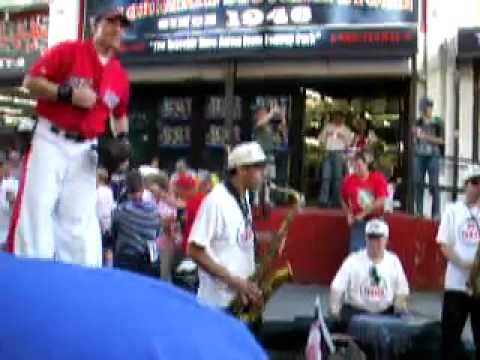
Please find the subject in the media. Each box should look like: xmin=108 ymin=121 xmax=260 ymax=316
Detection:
xmin=255 ymin=208 xmax=445 ymax=291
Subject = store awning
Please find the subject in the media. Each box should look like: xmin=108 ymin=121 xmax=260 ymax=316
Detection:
xmin=128 ymin=58 xmax=412 ymax=83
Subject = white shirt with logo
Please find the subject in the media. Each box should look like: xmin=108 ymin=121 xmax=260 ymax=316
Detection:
xmin=331 ymin=249 xmax=410 ymax=313
xmin=188 ymin=183 xmax=255 ymax=308
xmin=436 ymin=201 xmax=480 ymax=292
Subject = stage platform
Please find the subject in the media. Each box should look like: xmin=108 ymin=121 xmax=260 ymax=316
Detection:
xmin=261 ymin=284 xmax=474 ymax=358
xmin=254 ymin=208 xmax=444 ymax=291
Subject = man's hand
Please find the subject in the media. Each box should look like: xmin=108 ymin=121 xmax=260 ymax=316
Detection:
xmin=354 ymin=212 xmax=366 ymax=222
xmin=412 ymin=127 xmax=422 ymax=138
xmin=347 ymin=213 xmax=355 ymax=226
xmin=228 ymin=276 xmax=262 ymax=306
xmin=71 ymin=86 xmax=97 ymax=109
xmin=461 ymin=260 xmax=473 ymax=272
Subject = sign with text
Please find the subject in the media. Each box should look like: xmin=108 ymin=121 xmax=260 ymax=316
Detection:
xmin=86 ymin=0 xmax=418 ymax=62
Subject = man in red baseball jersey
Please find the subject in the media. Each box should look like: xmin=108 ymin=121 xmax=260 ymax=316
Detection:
xmin=7 ymin=6 xmax=131 ymax=267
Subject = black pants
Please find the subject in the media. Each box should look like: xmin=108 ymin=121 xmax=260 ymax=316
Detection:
xmin=114 ymin=251 xmax=159 ymax=278
xmin=442 ymin=290 xmax=480 ymax=360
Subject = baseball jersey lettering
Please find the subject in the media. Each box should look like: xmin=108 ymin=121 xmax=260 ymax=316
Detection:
xmin=331 ymin=250 xmax=409 ymax=313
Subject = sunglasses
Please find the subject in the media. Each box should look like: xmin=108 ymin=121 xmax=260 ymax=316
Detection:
xmin=370 ymin=265 xmax=381 ymax=286
xmin=470 ymin=178 xmax=480 ymax=186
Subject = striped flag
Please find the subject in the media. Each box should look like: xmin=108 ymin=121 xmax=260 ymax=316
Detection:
xmin=305 ymin=320 xmax=322 ymax=360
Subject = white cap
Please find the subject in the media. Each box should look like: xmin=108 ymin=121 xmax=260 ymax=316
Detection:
xmin=227 ymin=142 xmax=266 ymax=170
xmin=365 ymin=218 xmax=389 ymax=238
xmin=463 ymin=165 xmax=480 ymax=183
xmin=139 ymin=165 xmax=160 ymax=177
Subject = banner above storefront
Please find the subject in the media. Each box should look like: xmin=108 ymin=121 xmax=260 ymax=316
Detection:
xmin=85 ymin=0 xmax=418 ymax=63
xmin=458 ymin=28 xmax=480 ymax=60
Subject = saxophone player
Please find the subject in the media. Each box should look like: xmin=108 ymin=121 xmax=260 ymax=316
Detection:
xmin=437 ymin=167 xmax=480 ymax=359
xmin=188 ymin=142 xmax=272 ymax=310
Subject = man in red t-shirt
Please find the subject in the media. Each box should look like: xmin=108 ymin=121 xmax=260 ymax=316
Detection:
xmin=341 ymin=152 xmax=388 ymax=253
xmin=7 ymin=6 xmax=131 ymax=267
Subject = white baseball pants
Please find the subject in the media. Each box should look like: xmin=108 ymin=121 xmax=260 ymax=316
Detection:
xmin=8 ymin=118 xmax=102 ymax=267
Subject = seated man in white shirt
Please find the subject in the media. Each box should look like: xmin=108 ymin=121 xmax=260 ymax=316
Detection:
xmin=330 ymin=218 xmax=411 ymax=359
xmin=330 ymin=218 xmax=409 ymax=326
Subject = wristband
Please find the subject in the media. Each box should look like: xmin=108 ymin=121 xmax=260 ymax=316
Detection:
xmin=57 ymin=83 xmax=73 ymax=103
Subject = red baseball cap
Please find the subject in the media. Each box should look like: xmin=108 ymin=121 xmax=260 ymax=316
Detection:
xmin=175 ymin=174 xmax=196 ymax=190
xmin=94 ymin=6 xmax=131 ymax=27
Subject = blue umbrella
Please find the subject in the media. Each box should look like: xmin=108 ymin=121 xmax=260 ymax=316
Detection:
xmin=0 ymin=254 xmax=267 ymax=360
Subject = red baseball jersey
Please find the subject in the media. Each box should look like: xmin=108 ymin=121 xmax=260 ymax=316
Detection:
xmin=29 ymin=40 xmax=130 ymax=139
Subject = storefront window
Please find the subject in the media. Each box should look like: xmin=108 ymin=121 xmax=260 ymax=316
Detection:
xmin=303 ymin=89 xmax=403 ymax=207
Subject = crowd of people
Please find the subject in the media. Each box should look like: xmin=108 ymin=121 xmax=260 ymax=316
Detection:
xmin=95 ymin=157 xmax=216 ymax=284
xmin=0 ymin=150 xmax=21 ymax=252
xmin=0 ymin=3 xmax=470 ymax=358
xmin=317 ymin=96 xmax=444 ymax=220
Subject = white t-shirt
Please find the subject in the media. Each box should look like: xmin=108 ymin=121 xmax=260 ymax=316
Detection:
xmin=319 ymin=124 xmax=354 ymax=151
xmin=436 ymin=201 xmax=480 ymax=292
xmin=188 ymin=183 xmax=255 ymax=308
xmin=331 ymin=249 xmax=410 ymax=313
xmin=0 ymin=177 xmax=19 ymax=245
xmin=96 ymin=185 xmax=115 ymax=233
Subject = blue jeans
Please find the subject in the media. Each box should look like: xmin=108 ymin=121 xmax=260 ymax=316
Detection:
xmin=415 ymin=155 xmax=440 ymax=218
xmin=319 ymin=151 xmax=345 ymax=207
xmin=350 ymin=220 xmax=367 ymax=253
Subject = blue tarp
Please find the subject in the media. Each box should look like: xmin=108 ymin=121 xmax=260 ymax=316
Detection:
xmin=0 ymin=254 xmax=267 ymax=360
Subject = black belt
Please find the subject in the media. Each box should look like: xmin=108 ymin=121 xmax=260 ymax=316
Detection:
xmin=50 ymin=125 xmax=87 ymax=143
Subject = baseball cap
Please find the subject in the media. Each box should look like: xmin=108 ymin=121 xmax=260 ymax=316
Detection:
xmin=227 ymin=142 xmax=267 ymax=170
xmin=365 ymin=218 xmax=389 ymax=239
xmin=94 ymin=6 xmax=131 ymax=27
xmin=419 ymin=97 xmax=434 ymax=112
xmin=175 ymin=174 xmax=197 ymax=190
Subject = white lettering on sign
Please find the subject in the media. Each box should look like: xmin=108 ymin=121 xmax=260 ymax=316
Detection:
xmin=167 ymin=38 xmax=198 ymax=51
xmin=150 ymin=40 xmax=167 ymax=52
xmin=218 ymin=36 xmax=243 ymax=48
xmin=295 ymin=32 xmax=317 ymax=46
xmin=157 ymin=13 xmax=217 ymax=31
xmin=242 ymin=35 xmax=264 ymax=48
xmin=198 ymin=37 xmax=218 ymax=49
xmin=265 ymin=33 xmax=295 ymax=47
xmin=226 ymin=6 xmax=313 ymax=28
xmin=0 ymin=57 xmax=25 ymax=70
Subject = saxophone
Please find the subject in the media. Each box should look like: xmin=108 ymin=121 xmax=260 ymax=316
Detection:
xmin=468 ymin=244 xmax=480 ymax=297
xmin=230 ymin=185 xmax=302 ymax=323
